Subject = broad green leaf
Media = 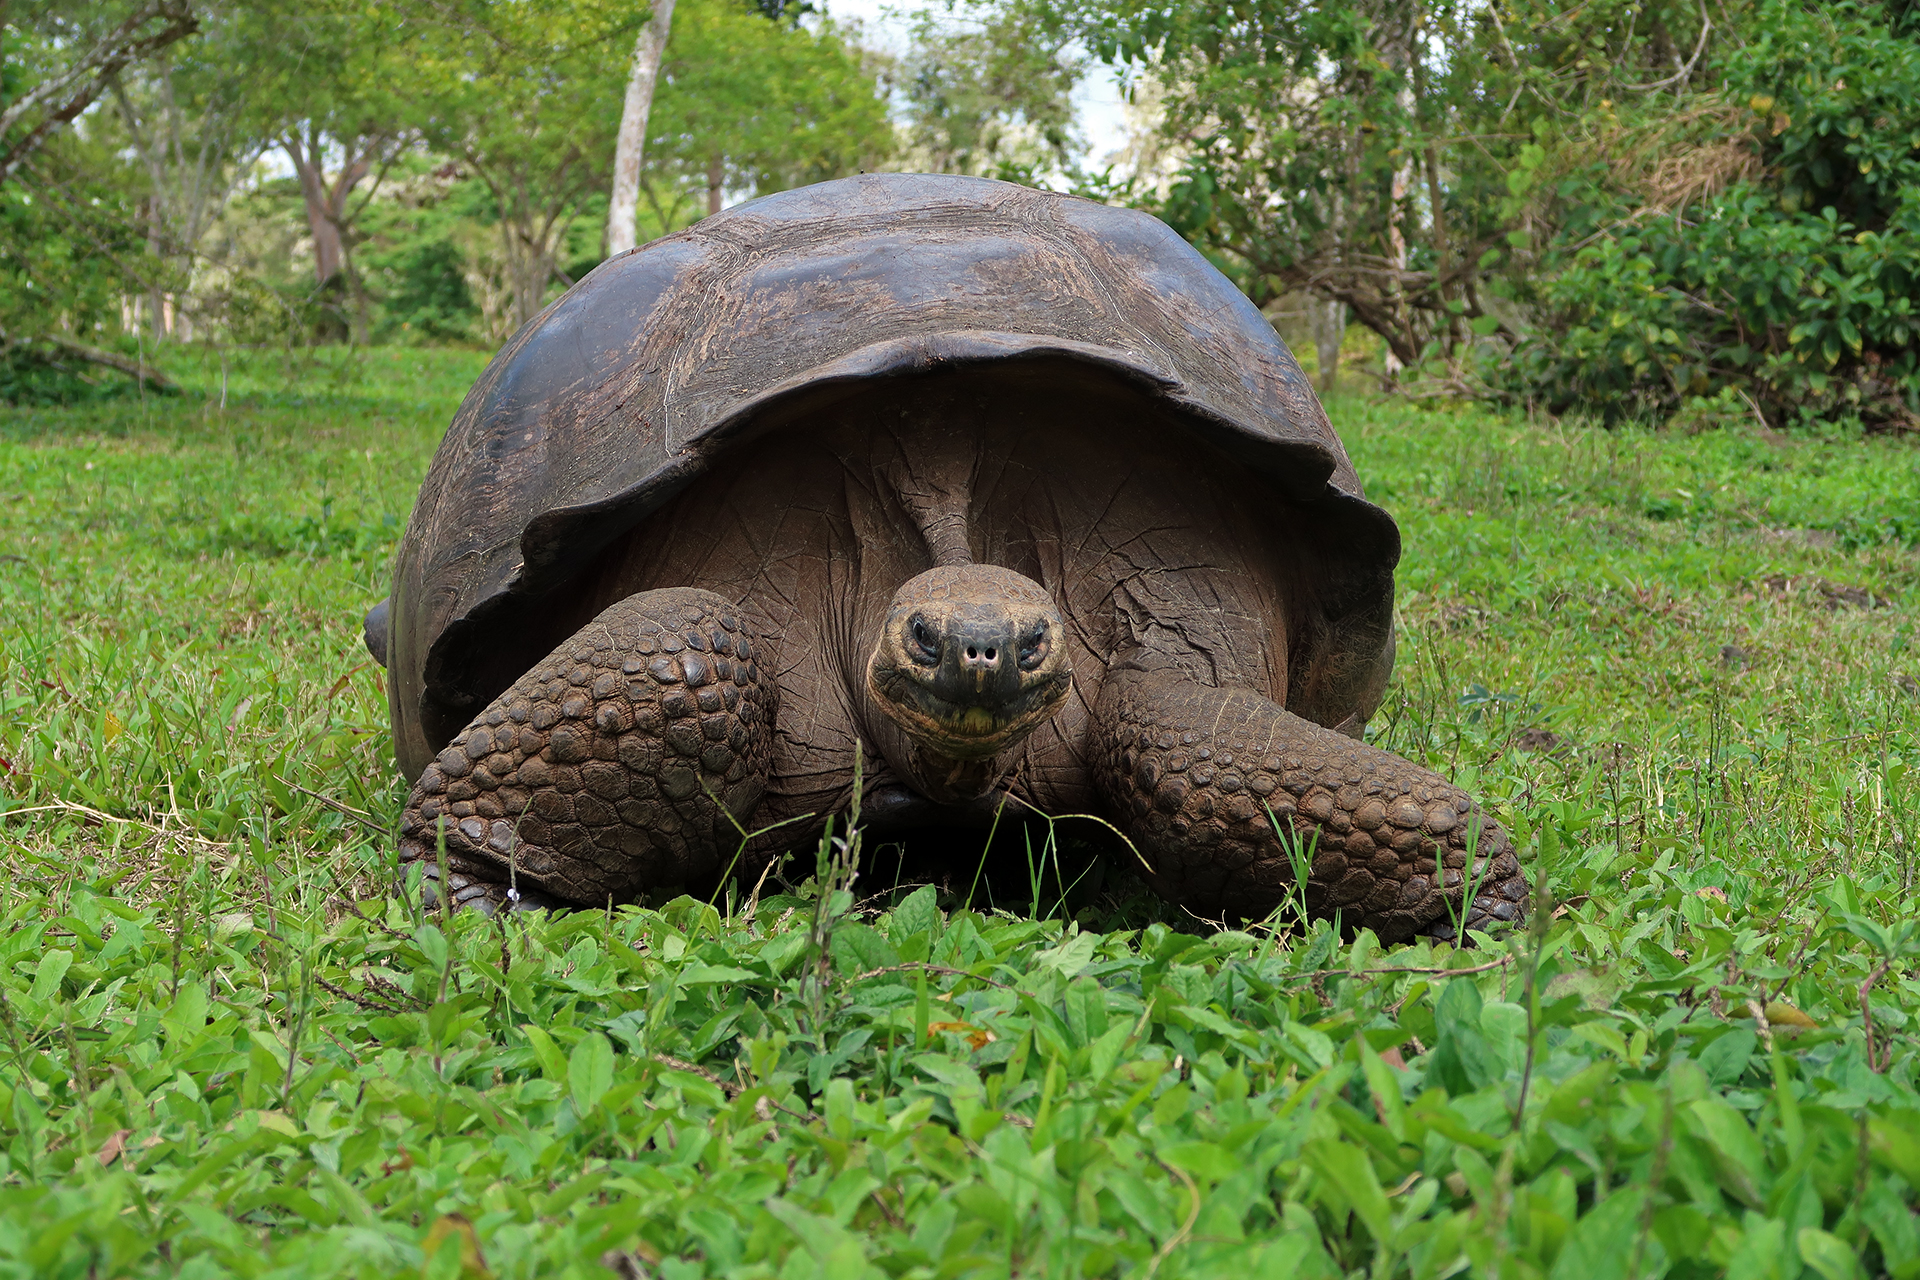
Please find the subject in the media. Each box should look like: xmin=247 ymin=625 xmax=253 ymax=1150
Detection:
xmin=29 ymin=949 xmax=71 ymax=1002
xmin=1087 ymin=1021 xmax=1132 ymax=1083
xmin=161 ymin=981 xmax=209 ymax=1045
xmin=1481 ymin=1000 xmax=1528 ymax=1071
xmin=1359 ymin=1034 xmax=1406 ymax=1141
xmin=1571 ymin=1020 xmax=1631 ymax=1060
xmin=1428 ymin=978 xmax=1497 ymax=1093
xmin=1698 ymin=1028 xmax=1758 ymax=1086
xmin=1867 ymin=1110 xmax=1920 ymax=1186
xmin=1064 ymin=974 xmax=1109 ymax=1046
xmin=1283 ymin=1020 xmax=1334 ymax=1070
xmin=1547 ymin=1187 xmax=1653 ymax=1280
xmin=1161 ymin=1140 xmax=1239 ymax=1184
xmin=1725 ymin=1215 xmax=1790 ymax=1280
xmin=1860 ymin=1180 xmax=1920 ymax=1279
xmin=1653 ymin=1203 xmax=1713 ymax=1262
xmin=1032 ymin=930 xmax=1100 ymax=975
xmin=569 ymin=1031 xmax=614 ymax=1115
xmin=1304 ymin=1137 xmax=1392 ymax=1244
xmin=887 ymin=886 xmax=940 ymax=945
xmin=824 ymin=1076 xmax=854 ymax=1142
xmin=414 ymin=923 xmax=449 ymax=973
xmin=1686 ymin=1098 xmax=1771 ymax=1207
xmin=677 ymin=963 xmax=759 ymax=985
xmin=763 ymin=1197 xmax=882 ymax=1278
xmin=1797 ymin=1228 xmax=1859 ymax=1280
xmin=521 ymin=1024 xmax=567 ymax=1082
xmin=831 ymin=922 xmax=900 ymax=974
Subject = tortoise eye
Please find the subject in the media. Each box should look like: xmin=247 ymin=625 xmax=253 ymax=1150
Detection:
xmin=1017 ymin=625 xmax=1049 ymax=671
xmin=907 ymin=616 xmax=940 ymax=665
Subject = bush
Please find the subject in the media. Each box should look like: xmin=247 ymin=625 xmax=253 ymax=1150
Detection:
xmin=1501 ymin=0 xmax=1920 ymax=431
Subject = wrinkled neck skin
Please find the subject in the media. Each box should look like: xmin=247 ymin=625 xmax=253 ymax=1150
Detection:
xmin=907 ymin=747 xmax=1013 ymax=806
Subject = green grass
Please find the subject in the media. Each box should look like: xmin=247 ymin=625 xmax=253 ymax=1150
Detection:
xmin=1 ymin=349 xmax=1917 ymax=1279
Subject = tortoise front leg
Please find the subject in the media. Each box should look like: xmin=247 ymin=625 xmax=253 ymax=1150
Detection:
xmin=399 ymin=588 xmax=778 ymax=912
xmin=1093 ymin=668 xmax=1528 ymax=943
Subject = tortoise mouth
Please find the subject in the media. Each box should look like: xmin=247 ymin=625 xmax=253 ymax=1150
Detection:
xmin=866 ymin=566 xmax=1072 ymax=760
xmin=867 ymin=661 xmax=1071 ymax=759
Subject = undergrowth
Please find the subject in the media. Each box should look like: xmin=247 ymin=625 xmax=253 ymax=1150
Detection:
xmin=0 ymin=348 xmax=1916 ymax=1278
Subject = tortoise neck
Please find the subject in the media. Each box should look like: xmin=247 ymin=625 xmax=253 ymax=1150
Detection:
xmin=908 ymin=743 xmax=1007 ymax=803
xmin=918 ymin=514 xmax=972 ymax=568
xmin=880 ymin=425 xmax=974 ymax=567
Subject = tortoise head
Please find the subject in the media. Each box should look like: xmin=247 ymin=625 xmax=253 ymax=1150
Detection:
xmin=866 ymin=566 xmax=1072 ymax=767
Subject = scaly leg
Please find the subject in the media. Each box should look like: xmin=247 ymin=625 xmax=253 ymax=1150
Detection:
xmin=399 ymin=588 xmax=777 ymax=912
xmin=1094 ymin=669 xmax=1528 ymax=942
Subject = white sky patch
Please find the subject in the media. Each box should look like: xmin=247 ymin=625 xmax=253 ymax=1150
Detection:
xmin=823 ymin=0 xmax=1132 ymax=169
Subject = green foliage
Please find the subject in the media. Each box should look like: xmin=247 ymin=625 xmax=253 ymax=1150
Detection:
xmin=651 ymin=0 xmax=895 ymax=214
xmin=0 ymin=147 xmax=165 ymax=405
xmin=0 ymin=60 xmax=151 ymax=365
xmin=0 ymin=346 xmax=144 ymax=408
xmin=373 ymin=238 xmax=478 ymax=347
xmin=350 ymin=168 xmax=500 ymax=347
xmin=0 ymin=1 xmax=199 ymax=185
xmin=1 ymin=0 xmax=896 ymax=374
xmin=1061 ymin=0 xmax=1613 ymax=366
xmin=890 ymin=1 xmax=1083 ymax=183
xmin=1057 ymin=0 xmax=1920 ymax=429
xmin=406 ymin=0 xmax=638 ymax=332
xmin=1507 ymin=0 xmax=1920 ymax=429
xmin=2 ymin=358 xmax=1917 ymax=1273
xmin=5 ymin=842 xmax=1919 ymax=1278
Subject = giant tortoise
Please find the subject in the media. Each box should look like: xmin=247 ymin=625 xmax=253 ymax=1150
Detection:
xmin=364 ymin=173 xmax=1530 ymax=942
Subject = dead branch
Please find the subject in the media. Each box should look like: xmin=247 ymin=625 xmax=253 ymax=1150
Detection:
xmin=7 ymin=333 xmax=177 ymax=391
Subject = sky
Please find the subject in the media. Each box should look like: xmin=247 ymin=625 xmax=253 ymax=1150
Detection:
xmin=822 ymin=0 xmax=1134 ymax=170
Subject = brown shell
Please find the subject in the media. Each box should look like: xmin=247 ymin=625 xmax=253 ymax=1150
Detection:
xmin=385 ymin=173 xmax=1400 ymax=778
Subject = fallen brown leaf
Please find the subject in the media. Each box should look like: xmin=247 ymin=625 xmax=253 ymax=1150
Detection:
xmin=97 ymin=1128 xmax=131 ymax=1167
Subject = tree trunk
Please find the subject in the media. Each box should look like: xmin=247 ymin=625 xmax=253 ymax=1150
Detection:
xmin=607 ymin=0 xmax=677 ymax=258
xmin=146 ymin=195 xmax=166 ymax=343
xmin=499 ymin=192 xmax=562 ymax=332
xmin=1311 ymin=297 xmax=1346 ymax=395
xmin=285 ymin=130 xmax=373 ymax=285
xmin=706 ymin=154 xmax=723 ymax=216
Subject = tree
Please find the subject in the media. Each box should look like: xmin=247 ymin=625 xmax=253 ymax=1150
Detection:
xmin=2 ymin=1 xmax=199 ymax=393
xmin=233 ymin=1 xmax=422 ymax=292
xmin=413 ymin=0 xmax=634 ymax=330
xmin=1059 ymin=0 xmax=1549 ymax=376
xmin=607 ymin=0 xmax=676 ymax=257
xmin=0 ymin=106 xmax=167 ymax=395
xmin=0 ymin=0 xmax=199 ymax=185
xmin=646 ymin=0 xmax=893 ymax=222
xmin=107 ymin=8 xmax=269 ymax=343
xmin=1509 ymin=0 xmax=1920 ymax=428
xmin=892 ymin=1 xmax=1081 ymax=182
xmin=1049 ymin=0 xmax=1918 ymax=426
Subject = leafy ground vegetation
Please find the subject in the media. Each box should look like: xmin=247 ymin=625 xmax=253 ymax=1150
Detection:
xmin=0 ymin=350 xmax=1916 ymax=1279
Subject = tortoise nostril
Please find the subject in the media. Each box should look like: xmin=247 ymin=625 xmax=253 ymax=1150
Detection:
xmin=984 ymin=648 xmax=996 ymax=661
xmin=966 ymin=646 xmax=977 ymax=659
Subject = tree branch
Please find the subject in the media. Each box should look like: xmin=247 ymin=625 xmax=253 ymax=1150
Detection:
xmin=0 ymin=2 xmax=200 ymax=185
xmin=3 ymin=333 xmax=176 ymax=391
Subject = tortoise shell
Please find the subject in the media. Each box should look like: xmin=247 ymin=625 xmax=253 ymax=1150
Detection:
xmin=384 ymin=173 xmax=1400 ymax=779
